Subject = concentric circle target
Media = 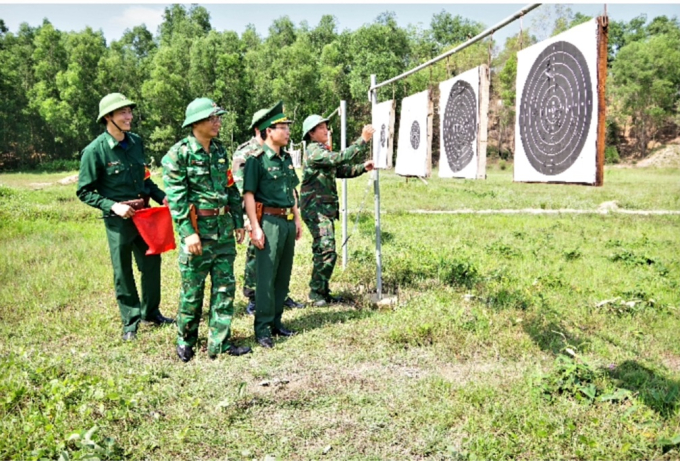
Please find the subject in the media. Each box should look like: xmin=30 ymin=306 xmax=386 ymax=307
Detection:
xmin=519 ymin=41 xmax=593 ymax=176
xmin=410 ymin=121 xmax=420 ymax=150
xmin=442 ymin=80 xmax=477 ymax=172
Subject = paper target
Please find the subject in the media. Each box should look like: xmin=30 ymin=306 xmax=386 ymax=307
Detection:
xmin=438 ymin=65 xmax=489 ymax=179
xmin=442 ymin=80 xmax=477 ymax=172
xmin=519 ymin=41 xmax=592 ymax=175
xmin=410 ymin=121 xmax=421 ymax=150
xmin=514 ymin=19 xmax=600 ymax=184
xmin=372 ymin=99 xmax=395 ymax=169
xmin=395 ymin=89 xmax=432 ymax=177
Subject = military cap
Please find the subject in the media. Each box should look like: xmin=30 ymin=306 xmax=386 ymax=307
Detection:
xmin=97 ymin=93 xmax=136 ymax=123
xmin=302 ymin=114 xmax=330 ymax=139
xmin=248 ymin=108 xmax=269 ymax=131
xmin=256 ymin=101 xmax=293 ymax=131
xmin=182 ymin=98 xmax=226 ymax=128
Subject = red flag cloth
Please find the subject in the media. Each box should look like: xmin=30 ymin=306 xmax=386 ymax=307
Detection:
xmin=131 ymin=206 xmax=177 ymax=255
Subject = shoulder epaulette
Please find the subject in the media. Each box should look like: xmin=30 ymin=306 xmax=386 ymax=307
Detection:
xmin=236 ymin=140 xmax=250 ymax=151
xmin=251 ymin=148 xmax=264 ymax=158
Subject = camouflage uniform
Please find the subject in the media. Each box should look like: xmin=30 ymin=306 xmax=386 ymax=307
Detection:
xmin=162 ymin=135 xmax=244 ymax=356
xmin=300 ymin=139 xmax=369 ymax=301
xmin=232 ymin=137 xmax=259 ymax=300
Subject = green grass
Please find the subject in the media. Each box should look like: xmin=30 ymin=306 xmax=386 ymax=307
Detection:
xmin=1 ymin=167 xmax=679 ymax=460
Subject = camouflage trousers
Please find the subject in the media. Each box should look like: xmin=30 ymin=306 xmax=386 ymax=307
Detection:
xmin=242 ymin=241 xmax=257 ymax=300
xmin=177 ymin=239 xmax=236 ymax=356
xmin=302 ymin=212 xmax=337 ymax=301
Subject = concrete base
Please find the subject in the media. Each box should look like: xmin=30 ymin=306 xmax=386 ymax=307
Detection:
xmin=368 ymin=293 xmax=399 ymax=308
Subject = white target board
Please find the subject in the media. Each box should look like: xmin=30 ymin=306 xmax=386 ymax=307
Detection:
xmin=372 ymin=99 xmax=395 ymax=169
xmin=514 ymin=18 xmax=599 ymax=184
xmin=438 ymin=65 xmax=490 ymax=179
xmin=395 ymin=89 xmax=432 ymax=178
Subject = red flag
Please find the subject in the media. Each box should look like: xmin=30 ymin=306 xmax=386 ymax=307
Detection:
xmin=144 ymin=166 xmax=151 ymax=180
xmin=227 ymin=169 xmax=235 ymax=187
xmin=131 ymin=206 xmax=176 ymax=255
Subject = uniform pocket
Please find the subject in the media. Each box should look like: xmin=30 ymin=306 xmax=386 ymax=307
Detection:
xmin=106 ymin=165 xmax=126 ymax=175
xmin=187 ymin=166 xmax=210 ymax=177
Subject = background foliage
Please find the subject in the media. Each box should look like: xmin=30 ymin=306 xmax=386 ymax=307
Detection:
xmin=0 ymin=6 xmax=678 ymax=169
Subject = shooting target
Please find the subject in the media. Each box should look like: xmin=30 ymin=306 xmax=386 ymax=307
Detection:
xmin=372 ymin=99 xmax=395 ymax=169
xmin=442 ymin=80 xmax=477 ymax=173
xmin=410 ymin=121 xmax=421 ymax=150
xmin=519 ymin=41 xmax=592 ymax=175
xmin=395 ymin=89 xmax=432 ymax=178
xmin=514 ymin=19 xmax=600 ymax=184
xmin=438 ymin=65 xmax=489 ymax=179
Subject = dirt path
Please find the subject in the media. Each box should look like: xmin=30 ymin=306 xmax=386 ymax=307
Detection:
xmin=408 ymin=208 xmax=680 ymax=216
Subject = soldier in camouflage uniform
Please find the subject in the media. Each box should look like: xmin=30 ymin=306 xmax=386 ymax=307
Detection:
xmin=77 ymin=93 xmax=174 ymax=342
xmin=300 ymin=115 xmax=375 ymax=306
xmin=233 ymin=109 xmax=305 ymax=315
xmin=162 ymin=98 xmax=251 ymax=362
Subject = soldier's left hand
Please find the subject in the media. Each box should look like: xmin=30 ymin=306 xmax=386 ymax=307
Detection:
xmin=295 ymin=219 xmax=303 ymax=241
xmin=235 ymin=228 xmax=246 ymax=244
xmin=364 ymin=160 xmax=375 ymax=171
xmin=163 ymin=197 xmax=169 ymax=207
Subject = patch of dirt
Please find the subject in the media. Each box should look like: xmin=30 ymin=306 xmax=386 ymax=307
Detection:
xmin=635 ymin=144 xmax=680 ymax=168
xmin=58 ymin=174 xmax=79 ymax=185
xmin=28 ymin=182 xmax=53 ymax=189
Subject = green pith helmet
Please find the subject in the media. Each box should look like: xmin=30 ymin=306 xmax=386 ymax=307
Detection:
xmin=182 ymin=98 xmax=226 ymax=128
xmin=97 ymin=93 xmax=136 ymax=123
xmin=248 ymin=108 xmax=269 ymax=131
xmin=256 ymin=101 xmax=293 ymax=131
xmin=302 ymin=114 xmax=329 ymax=139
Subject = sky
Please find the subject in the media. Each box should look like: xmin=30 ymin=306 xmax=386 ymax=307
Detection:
xmin=1 ymin=2 xmax=678 ymax=47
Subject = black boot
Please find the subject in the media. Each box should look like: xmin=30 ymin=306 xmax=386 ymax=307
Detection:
xmin=176 ymin=345 xmax=194 ymax=362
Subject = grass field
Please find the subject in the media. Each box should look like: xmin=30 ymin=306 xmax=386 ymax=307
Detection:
xmin=1 ymin=166 xmax=679 ymax=460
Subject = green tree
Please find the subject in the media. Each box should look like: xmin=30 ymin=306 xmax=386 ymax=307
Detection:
xmin=611 ymin=32 xmax=680 ymax=156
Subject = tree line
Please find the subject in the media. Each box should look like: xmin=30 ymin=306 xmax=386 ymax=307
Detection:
xmin=0 ymin=5 xmax=678 ymax=170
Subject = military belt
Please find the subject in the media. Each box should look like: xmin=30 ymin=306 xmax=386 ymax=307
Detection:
xmin=263 ymin=206 xmax=295 ymax=221
xmin=120 ymin=198 xmax=148 ymax=211
xmin=196 ymin=206 xmax=230 ymax=217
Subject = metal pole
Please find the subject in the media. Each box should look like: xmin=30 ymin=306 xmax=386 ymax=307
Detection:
xmin=370 ymin=75 xmax=383 ymax=299
xmin=369 ymin=3 xmax=541 ymax=91
xmin=340 ymin=100 xmax=348 ymax=269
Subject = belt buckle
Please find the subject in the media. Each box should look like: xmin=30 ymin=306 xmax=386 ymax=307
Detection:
xmin=219 ymin=207 xmax=226 ymax=216
xmin=286 ymin=210 xmax=294 ymax=221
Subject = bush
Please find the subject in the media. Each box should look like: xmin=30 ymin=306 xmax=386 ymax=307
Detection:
xmin=605 ymin=146 xmax=620 ymax=164
xmin=32 ymin=159 xmax=81 ymax=172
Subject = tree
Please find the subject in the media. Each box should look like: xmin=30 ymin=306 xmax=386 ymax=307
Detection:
xmin=611 ymin=32 xmax=680 ymax=156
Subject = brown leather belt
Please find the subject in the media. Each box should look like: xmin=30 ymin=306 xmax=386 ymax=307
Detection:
xmin=120 ymin=198 xmax=147 ymax=211
xmin=263 ymin=206 xmax=294 ymax=221
xmin=196 ymin=206 xmax=230 ymax=217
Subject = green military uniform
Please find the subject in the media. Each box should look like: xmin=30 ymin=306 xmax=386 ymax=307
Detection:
xmin=300 ymin=120 xmax=369 ymax=302
xmin=243 ymin=120 xmax=299 ymax=340
xmin=77 ymin=94 xmax=166 ymax=335
xmin=162 ymin=100 xmax=244 ymax=358
xmin=232 ymin=136 xmax=260 ymax=301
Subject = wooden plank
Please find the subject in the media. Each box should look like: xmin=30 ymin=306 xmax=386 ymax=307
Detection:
xmin=477 ymin=64 xmax=490 ymax=179
xmin=595 ymin=16 xmax=609 ymax=187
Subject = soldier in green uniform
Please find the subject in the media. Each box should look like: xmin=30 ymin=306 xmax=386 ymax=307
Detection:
xmin=233 ymin=108 xmax=304 ymax=315
xmin=77 ymin=93 xmax=174 ymax=341
xmin=162 ymin=98 xmax=251 ymax=362
xmin=242 ymin=101 xmax=302 ymax=348
xmin=300 ymin=115 xmax=375 ymax=306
